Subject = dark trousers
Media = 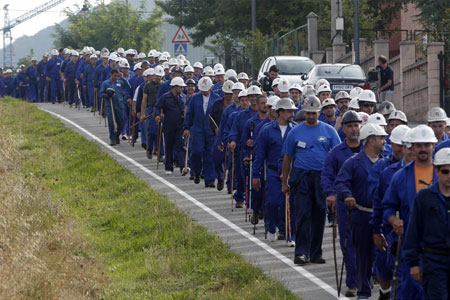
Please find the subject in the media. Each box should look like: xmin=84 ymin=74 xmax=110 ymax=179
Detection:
xmin=163 ymin=124 xmax=185 ymax=172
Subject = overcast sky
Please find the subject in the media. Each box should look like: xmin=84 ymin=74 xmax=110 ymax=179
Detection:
xmin=1 ymin=0 xmax=111 ymax=40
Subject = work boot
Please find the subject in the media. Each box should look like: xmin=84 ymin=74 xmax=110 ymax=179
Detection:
xmin=259 ymin=212 xmax=264 ymax=219
xmin=205 ymin=183 xmax=215 ymax=188
xmin=310 ymin=257 xmax=326 ymax=264
xmin=194 ymin=176 xmax=200 ymax=184
xmin=235 ymin=201 xmax=243 ymax=208
xmin=277 ymin=233 xmax=285 ymax=240
xmin=378 ymin=290 xmax=391 ymax=300
xmin=146 ymin=150 xmax=152 ymax=159
xmin=110 ymin=141 xmax=117 ymax=146
xmin=217 ymin=180 xmax=224 ymax=191
xmin=189 ymin=175 xmax=195 ymax=180
xmin=294 ymin=255 xmax=309 ymax=265
xmin=141 ymin=143 xmax=147 ymax=149
xmin=250 ymin=212 xmax=258 ymax=225
xmin=344 ymin=287 xmax=357 ymax=297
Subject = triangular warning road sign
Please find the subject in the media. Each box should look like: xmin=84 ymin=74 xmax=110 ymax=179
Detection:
xmin=172 ymin=27 xmax=190 ymax=43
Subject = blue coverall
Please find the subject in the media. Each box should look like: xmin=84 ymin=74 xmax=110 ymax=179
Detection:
xmin=37 ymin=59 xmax=47 ymax=102
xmin=99 ymin=78 xmax=126 ymax=143
xmin=403 ymin=183 xmax=450 ymax=300
xmin=83 ymin=63 xmax=96 ymax=108
xmin=209 ymin=97 xmax=226 ymax=183
xmin=26 ymin=66 xmax=38 ymax=102
xmin=45 ymin=57 xmax=62 ymax=103
xmin=16 ymin=71 xmax=28 ymax=99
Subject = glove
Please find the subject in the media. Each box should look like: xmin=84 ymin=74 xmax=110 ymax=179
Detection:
xmin=106 ymin=88 xmax=115 ymax=98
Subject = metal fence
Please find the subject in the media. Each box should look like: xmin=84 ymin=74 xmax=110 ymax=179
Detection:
xmin=265 ymin=24 xmax=308 ymax=57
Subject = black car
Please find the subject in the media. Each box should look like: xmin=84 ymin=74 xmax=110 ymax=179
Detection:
xmin=301 ymin=64 xmax=367 ymax=96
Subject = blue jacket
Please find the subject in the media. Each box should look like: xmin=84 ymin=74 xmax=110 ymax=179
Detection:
xmin=99 ymin=79 xmax=124 ymax=108
xmin=155 ymin=91 xmax=186 ymax=126
xmin=83 ymin=63 xmax=96 ymax=86
xmin=37 ymin=60 xmax=47 ymax=79
xmin=209 ymin=97 xmax=225 ymax=135
xmin=403 ymin=183 xmax=450 ymax=267
xmin=367 ymin=153 xmax=398 ymax=197
xmin=229 ymin=107 xmax=258 ymax=145
xmin=102 ymin=65 xmax=111 ymax=82
xmin=321 ymin=140 xmax=361 ymax=198
xmin=16 ymin=72 xmax=28 ymax=86
xmin=157 ymin=80 xmax=172 ymax=101
xmin=335 ymin=150 xmax=378 ymax=224
xmin=252 ymin=120 xmax=295 ymax=178
xmin=241 ymin=115 xmax=266 ymax=159
xmin=216 ymin=102 xmax=239 ymax=146
xmin=94 ymin=64 xmax=107 ymax=88
xmin=4 ymin=77 xmax=15 ymax=95
xmin=76 ymin=58 xmax=86 ymax=81
xmin=45 ymin=57 xmax=62 ymax=78
xmin=183 ymin=92 xmax=219 ymax=134
xmin=382 ymin=161 xmax=438 ymax=230
xmin=211 ymin=83 xmax=223 ymax=98
xmin=26 ymin=65 xmax=38 ymax=81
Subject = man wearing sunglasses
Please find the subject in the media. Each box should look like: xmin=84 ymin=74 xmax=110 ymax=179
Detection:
xmin=383 ymin=125 xmax=439 ymax=300
xmin=357 ymin=90 xmax=377 ymax=115
xmin=403 ymin=147 xmax=450 ymax=300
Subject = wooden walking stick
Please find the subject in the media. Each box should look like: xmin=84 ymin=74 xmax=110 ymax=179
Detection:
xmin=99 ymin=97 xmax=104 ymax=124
xmin=109 ymin=97 xmax=118 ymax=133
xmin=231 ymin=148 xmax=235 ymax=211
xmin=93 ymin=89 xmax=98 ymax=116
xmin=285 ymin=192 xmax=292 ymax=242
xmin=332 ymin=209 xmax=339 ymax=294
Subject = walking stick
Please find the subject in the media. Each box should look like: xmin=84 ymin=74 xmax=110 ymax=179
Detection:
xmin=393 ymin=211 xmax=402 ymax=300
xmin=337 ymin=207 xmax=352 ymax=298
xmin=76 ymin=84 xmax=81 ymax=111
xmin=231 ymin=148 xmax=235 ymax=212
xmin=285 ymin=192 xmax=292 ymax=242
xmin=182 ymin=134 xmax=191 ymax=176
xmin=109 ymin=97 xmax=118 ymax=133
xmin=128 ymin=101 xmax=132 ymax=142
xmin=224 ymin=146 xmax=228 ymax=180
xmin=245 ymin=164 xmax=249 ymax=222
xmin=246 ymin=122 xmax=255 ymax=222
xmin=332 ymin=209 xmax=339 ymax=294
xmin=99 ymin=98 xmax=104 ymax=124
xmin=93 ymin=89 xmax=97 ymax=116
xmin=156 ymin=121 xmax=162 ymax=169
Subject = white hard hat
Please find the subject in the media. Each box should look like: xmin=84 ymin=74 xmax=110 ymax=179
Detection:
xmin=358 ymin=90 xmax=377 ymax=103
xmin=289 ymin=83 xmax=302 ymax=92
xmin=271 ymin=77 xmax=281 ymax=87
xmin=213 ymin=63 xmax=224 ymax=73
xmin=153 ymin=51 xmax=161 ymax=58
xmin=222 ymin=80 xmax=234 ymax=94
xmin=388 ymin=110 xmax=408 ymax=123
xmin=402 ymin=127 xmax=415 ymax=147
xmin=237 ymin=72 xmax=249 ymax=80
xmin=50 ymin=49 xmax=58 ymax=56
xmin=301 ymin=85 xmax=315 ymax=96
xmin=204 ymin=68 xmax=215 ymax=77
xmin=358 ymin=112 xmax=370 ymax=125
xmin=137 ymin=52 xmax=146 ymax=59
xmin=31 ymin=56 xmax=38 ymax=61
xmin=303 ymin=96 xmax=321 ymax=112
xmin=90 ymin=54 xmax=98 ymax=59
xmin=203 ymin=65 xmax=213 ymax=73
xmin=275 ymin=98 xmax=297 ymax=110
xmin=378 ymin=101 xmax=396 ymax=115
xmin=159 ymin=54 xmax=168 ymax=62
xmin=349 ymin=97 xmax=360 ymax=109
xmin=117 ymin=48 xmax=125 ymax=54
xmin=193 ymin=62 xmax=203 ymax=69
xmin=359 ymin=123 xmax=388 ymax=140
xmin=143 ymin=68 xmax=154 ymax=77
xmin=314 ymin=78 xmax=330 ymax=91
xmin=215 ymin=68 xmax=225 ymax=76
xmin=433 ymin=148 xmax=450 ymax=166
xmin=409 ymin=125 xmax=438 ymax=144
xmin=224 ymin=69 xmax=237 ymax=80
xmin=322 ymin=98 xmax=336 ymax=108
xmin=389 ymin=125 xmax=410 ymax=145
xmin=176 ymin=54 xmax=186 ymax=60
xmin=246 ymin=85 xmax=262 ymax=96
xmin=232 ymin=82 xmax=245 ymax=91
xmin=349 ymin=87 xmax=364 ymax=98
xmin=317 ymin=84 xmax=332 ymax=94
xmin=335 ymin=91 xmax=351 ymax=102
xmin=184 ymin=60 xmax=191 ymax=66
xmin=95 ymin=50 xmax=101 ymax=56
xmin=447 ymin=118 xmax=450 ymax=127
xmin=154 ymin=66 xmax=165 ymax=77
xmin=162 ymin=51 xmax=170 ymax=58
xmin=19 ymin=64 xmax=25 ymax=69
xmin=101 ymin=52 xmax=109 ymax=58
xmin=184 ymin=65 xmax=194 ymax=73
xmin=368 ymin=113 xmax=387 ymax=126
xmin=177 ymin=58 xmax=185 ymax=67
xmin=277 ymin=78 xmax=290 ymax=93
xmin=169 ymin=58 xmax=179 ymax=66
xmin=427 ymin=107 xmax=447 ymax=122
xmin=148 ymin=50 xmax=155 ymax=57
xmin=43 ymin=52 xmax=49 ymax=58
xmin=198 ymin=77 xmax=213 ymax=91
xmin=119 ymin=59 xmax=130 ymax=69
xmin=133 ymin=62 xmax=142 ymax=71
xmin=72 ymin=50 xmax=79 ymax=56
xmin=238 ymin=89 xmax=247 ymax=98
xmin=162 ymin=62 xmax=170 ymax=70
xmin=170 ymin=77 xmax=187 ymax=87
xmin=124 ymin=49 xmax=135 ymax=56
xmin=267 ymin=95 xmax=280 ymax=107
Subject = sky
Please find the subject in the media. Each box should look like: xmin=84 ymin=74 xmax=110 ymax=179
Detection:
xmin=1 ymin=0 xmax=111 ymax=40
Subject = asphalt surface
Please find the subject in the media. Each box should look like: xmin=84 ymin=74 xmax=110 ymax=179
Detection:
xmin=37 ymin=102 xmax=380 ymax=300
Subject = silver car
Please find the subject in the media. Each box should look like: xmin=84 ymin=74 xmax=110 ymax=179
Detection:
xmin=258 ymin=56 xmax=315 ymax=85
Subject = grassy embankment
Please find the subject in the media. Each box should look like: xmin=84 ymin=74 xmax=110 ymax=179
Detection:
xmin=0 ymin=97 xmax=300 ymax=300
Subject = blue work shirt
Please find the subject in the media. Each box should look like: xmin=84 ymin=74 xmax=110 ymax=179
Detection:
xmin=37 ymin=60 xmax=47 ymax=79
xmin=183 ymin=92 xmax=218 ymax=134
xmin=211 ymin=83 xmax=223 ymax=98
xmin=382 ymin=161 xmax=438 ymax=230
xmin=94 ymin=64 xmax=107 ymax=89
xmin=253 ymin=120 xmax=296 ymax=178
xmin=321 ymin=140 xmax=362 ymax=197
xmin=216 ymin=102 xmax=239 ymax=146
xmin=83 ymin=63 xmax=96 ymax=86
xmin=17 ymin=71 xmax=28 ymax=86
xmin=241 ymin=115 xmax=266 ymax=159
xmin=99 ymin=79 xmax=124 ymax=105
xmin=229 ymin=107 xmax=258 ymax=145
xmin=209 ymin=97 xmax=225 ymax=134
xmin=157 ymin=80 xmax=172 ymax=100
xmin=64 ymin=60 xmax=76 ymax=80
xmin=155 ymin=91 xmax=186 ymax=126
xmin=283 ymin=121 xmax=341 ymax=171
xmin=76 ymin=58 xmax=86 ymax=81
xmin=26 ymin=65 xmax=38 ymax=81
xmin=367 ymin=153 xmax=398 ymax=197
xmin=45 ymin=57 xmax=62 ymax=78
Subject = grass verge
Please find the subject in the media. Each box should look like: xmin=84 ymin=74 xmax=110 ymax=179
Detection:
xmin=0 ymin=97 xmax=300 ymax=300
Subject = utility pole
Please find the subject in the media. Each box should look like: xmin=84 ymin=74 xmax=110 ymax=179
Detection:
xmin=354 ymin=0 xmax=360 ymax=65
xmin=251 ymin=0 xmax=256 ymax=79
xmin=331 ymin=0 xmax=343 ymax=44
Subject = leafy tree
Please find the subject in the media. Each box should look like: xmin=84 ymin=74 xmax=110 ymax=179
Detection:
xmin=53 ymin=0 xmax=163 ymax=51
xmin=17 ymin=48 xmax=35 ymax=68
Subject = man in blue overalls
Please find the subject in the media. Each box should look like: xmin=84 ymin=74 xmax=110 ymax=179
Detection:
xmin=321 ymin=110 xmax=362 ymax=297
xmin=183 ymin=76 xmax=219 ymax=187
xmin=64 ymin=51 xmax=79 ymax=107
xmin=83 ymin=54 xmax=97 ymax=109
xmin=383 ymin=125 xmax=439 ymax=300
xmin=37 ymin=53 xmax=49 ymax=102
xmin=281 ymin=96 xmax=341 ymax=265
xmin=26 ymin=57 xmax=39 ymax=102
xmin=403 ymin=147 xmax=450 ymax=300
xmin=335 ymin=123 xmax=388 ymax=300
xmin=253 ymin=98 xmax=296 ymax=242
xmin=45 ymin=49 xmax=62 ymax=104
xmin=16 ymin=65 xmax=28 ymax=100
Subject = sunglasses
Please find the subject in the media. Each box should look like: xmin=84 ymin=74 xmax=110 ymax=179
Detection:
xmin=361 ymin=103 xmax=374 ymax=108
xmin=440 ymin=169 xmax=450 ymax=175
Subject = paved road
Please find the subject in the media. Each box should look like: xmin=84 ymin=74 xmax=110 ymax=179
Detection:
xmin=38 ymin=103 xmax=379 ymax=300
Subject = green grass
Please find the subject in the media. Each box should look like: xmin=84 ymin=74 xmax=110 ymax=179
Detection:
xmin=0 ymin=97 xmax=300 ymax=300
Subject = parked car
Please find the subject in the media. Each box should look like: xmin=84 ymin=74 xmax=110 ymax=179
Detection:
xmin=258 ymin=56 xmax=315 ymax=85
xmin=301 ymin=63 xmax=367 ymax=96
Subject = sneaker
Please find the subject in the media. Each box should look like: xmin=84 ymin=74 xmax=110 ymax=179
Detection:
xmin=165 ymin=170 xmax=173 ymax=175
xmin=287 ymin=240 xmax=295 ymax=247
xmin=310 ymin=257 xmax=326 ymax=264
xmin=344 ymin=287 xmax=357 ymax=297
xmin=194 ymin=176 xmax=200 ymax=184
xmin=378 ymin=290 xmax=391 ymax=300
xmin=217 ymin=180 xmax=224 ymax=191
xmin=250 ymin=212 xmax=258 ymax=225
xmin=294 ymin=255 xmax=309 ymax=265
xmin=267 ymin=231 xmax=278 ymax=242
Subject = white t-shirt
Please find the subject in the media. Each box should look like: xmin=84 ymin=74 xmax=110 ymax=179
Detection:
xmin=203 ymin=95 xmax=209 ymax=114
xmin=279 ymin=125 xmax=288 ymax=138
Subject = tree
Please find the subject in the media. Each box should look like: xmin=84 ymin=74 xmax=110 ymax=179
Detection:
xmin=17 ymin=48 xmax=35 ymax=68
xmin=53 ymin=0 xmax=163 ymax=51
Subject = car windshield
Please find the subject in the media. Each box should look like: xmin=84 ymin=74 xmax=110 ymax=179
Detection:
xmin=317 ymin=65 xmax=365 ymax=78
xmin=276 ymin=59 xmax=314 ymax=75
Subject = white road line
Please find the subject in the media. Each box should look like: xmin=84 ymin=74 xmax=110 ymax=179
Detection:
xmin=41 ymin=108 xmax=348 ymax=300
